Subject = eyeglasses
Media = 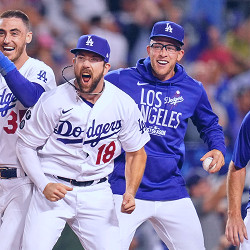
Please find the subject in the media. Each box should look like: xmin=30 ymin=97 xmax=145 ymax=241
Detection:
xmin=150 ymin=43 xmax=181 ymax=53
xmin=76 ymin=55 xmax=103 ymax=63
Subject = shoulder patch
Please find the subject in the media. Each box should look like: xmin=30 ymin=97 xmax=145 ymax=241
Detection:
xmin=37 ymin=70 xmax=48 ymax=83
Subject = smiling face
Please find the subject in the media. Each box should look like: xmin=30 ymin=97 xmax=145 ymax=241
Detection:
xmin=0 ymin=17 xmax=32 ymax=69
xmin=73 ymin=50 xmax=111 ymax=97
xmin=147 ymin=37 xmax=184 ymax=81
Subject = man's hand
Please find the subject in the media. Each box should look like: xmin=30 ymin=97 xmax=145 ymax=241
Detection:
xmin=43 ymin=183 xmax=73 ymax=202
xmin=225 ymin=214 xmax=248 ymax=246
xmin=200 ymin=149 xmax=225 ymax=173
xmin=121 ymin=192 xmax=136 ymax=214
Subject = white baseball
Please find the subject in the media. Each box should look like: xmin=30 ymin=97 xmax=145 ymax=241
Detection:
xmin=202 ymin=157 xmax=216 ymax=171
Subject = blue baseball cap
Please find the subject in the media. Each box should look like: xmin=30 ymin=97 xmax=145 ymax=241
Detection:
xmin=70 ymin=35 xmax=110 ymax=62
xmin=150 ymin=21 xmax=184 ymax=45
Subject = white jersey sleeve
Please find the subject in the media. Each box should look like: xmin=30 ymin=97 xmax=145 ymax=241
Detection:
xmin=17 ymin=88 xmax=60 ymax=148
xmin=16 ymin=138 xmax=50 ymax=192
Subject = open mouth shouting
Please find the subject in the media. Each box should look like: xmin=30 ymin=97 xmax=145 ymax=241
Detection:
xmin=76 ymin=70 xmax=97 ymax=94
xmin=82 ymin=72 xmax=91 ymax=83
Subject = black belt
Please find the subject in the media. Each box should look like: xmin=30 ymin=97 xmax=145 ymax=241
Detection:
xmin=57 ymin=176 xmax=107 ymax=186
xmin=0 ymin=168 xmax=26 ymax=179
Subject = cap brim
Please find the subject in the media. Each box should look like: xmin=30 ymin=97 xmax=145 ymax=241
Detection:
xmin=70 ymin=48 xmax=106 ymax=60
xmin=150 ymin=35 xmax=184 ymax=45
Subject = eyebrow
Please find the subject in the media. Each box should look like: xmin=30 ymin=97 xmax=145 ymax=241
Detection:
xmin=0 ymin=28 xmax=21 ymax=32
xmin=151 ymin=42 xmax=176 ymax=45
xmin=77 ymin=53 xmax=102 ymax=58
xmin=10 ymin=28 xmax=21 ymax=32
xmin=151 ymin=39 xmax=181 ymax=46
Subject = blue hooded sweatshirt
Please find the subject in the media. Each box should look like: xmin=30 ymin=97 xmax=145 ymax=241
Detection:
xmin=105 ymin=57 xmax=226 ymax=201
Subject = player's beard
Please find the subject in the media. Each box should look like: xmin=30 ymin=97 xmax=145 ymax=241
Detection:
xmin=6 ymin=43 xmax=26 ymax=64
xmin=75 ymin=68 xmax=104 ymax=94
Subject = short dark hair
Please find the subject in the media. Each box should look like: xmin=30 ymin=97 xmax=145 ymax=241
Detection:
xmin=0 ymin=10 xmax=31 ymax=31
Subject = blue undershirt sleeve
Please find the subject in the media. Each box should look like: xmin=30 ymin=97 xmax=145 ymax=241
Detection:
xmin=0 ymin=52 xmax=45 ymax=108
xmin=4 ymin=69 xmax=45 ymax=108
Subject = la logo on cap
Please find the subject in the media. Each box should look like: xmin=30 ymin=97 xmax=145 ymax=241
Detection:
xmin=86 ymin=36 xmax=94 ymax=46
xmin=165 ymin=23 xmax=173 ymax=33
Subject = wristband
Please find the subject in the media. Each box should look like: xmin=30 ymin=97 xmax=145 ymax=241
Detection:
xmin=0 ymin=51 xmax=16 ymax=76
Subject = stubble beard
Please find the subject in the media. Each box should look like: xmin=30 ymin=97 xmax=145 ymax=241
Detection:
xmin=75 ymin=68 xmax=104 ymax=94
xmin=10 ymin=43 xmax=26 ymax=63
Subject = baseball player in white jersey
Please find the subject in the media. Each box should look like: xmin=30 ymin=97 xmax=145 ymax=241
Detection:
xmin=16 ymin=34 xmax=150 ymax=250
xmin=0 ymin=10 xmax=56 ymax=250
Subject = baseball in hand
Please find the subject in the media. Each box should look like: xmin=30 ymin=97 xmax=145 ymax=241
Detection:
xmin=202 ymin=157 xmax=216 ymax=171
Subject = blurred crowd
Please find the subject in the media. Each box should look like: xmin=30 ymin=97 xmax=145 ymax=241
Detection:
xmin=1 ymin=0 xmax=250 ymax=250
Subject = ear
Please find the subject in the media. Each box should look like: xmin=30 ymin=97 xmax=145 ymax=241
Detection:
xmin=26 ymin=31 xmax=33 ymax=44
xmin=103 ymin=63 xmax=111 ymax=75
xmin=146 ymin=45 xmax=151 ymax=56
xmin=177 ymin=49 xmax=184 ymax=62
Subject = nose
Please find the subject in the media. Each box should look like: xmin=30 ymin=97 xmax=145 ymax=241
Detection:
xmin=82 ymin=58 xmax=91 ymax=67
xmin=159 ymin=47 xmax=169 ymax=56
xmin=3 ymin=33 xmax=10 ymax=44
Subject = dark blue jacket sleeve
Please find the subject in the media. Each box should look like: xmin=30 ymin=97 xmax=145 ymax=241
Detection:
xmin=232 ymin=111 xmax=250 ymax=168
xmin=191 ymin=86 xmax=226 ymax=156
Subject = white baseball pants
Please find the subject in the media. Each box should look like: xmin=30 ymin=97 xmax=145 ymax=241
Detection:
xmin=113 ymin=195 xmax=205 ymax=250
xmin=240 ymin=209 xmax=250 ymax=249
xmin=0 ymin=177 xmax=32 ymax=250
xmin=22 ymin=175 xmax=121 ymax=250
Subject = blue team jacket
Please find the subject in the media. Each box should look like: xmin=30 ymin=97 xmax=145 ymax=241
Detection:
xmin=105 ymin=57 xmax=226 ymax=201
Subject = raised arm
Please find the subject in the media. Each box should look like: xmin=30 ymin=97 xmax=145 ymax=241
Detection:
xmin=0 ymin=51 xmax=46 ymax=107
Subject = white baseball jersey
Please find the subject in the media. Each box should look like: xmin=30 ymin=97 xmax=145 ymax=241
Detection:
xmin=17 ymin=80 xmax=150 ymax=189
xmin=0 ymin=57 xmax=56 ymax=168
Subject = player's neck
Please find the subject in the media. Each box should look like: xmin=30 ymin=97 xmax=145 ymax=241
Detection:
xmin=79 ymin=85 xmax=105 ymax=104
xmin=80 ymin=93 xmax=101 ymax=104
xmin=14 ymin=53 xmax=29 ymax=70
